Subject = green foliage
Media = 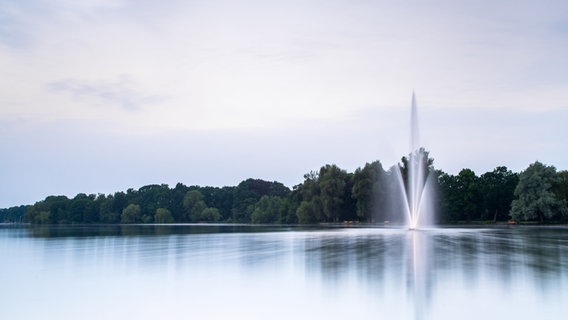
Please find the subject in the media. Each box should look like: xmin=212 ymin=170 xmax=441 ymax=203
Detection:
xmin=12 ymin=158 xmax=568 ymax=226
xmin=510 ymin=162 xmax=568 ymax=223
xmin=279 ymin=196 xmax=298 ymax=224
xmin=437 ymin=170 xmax=459 ymax=222
xmin=295 ymin=171 xmax=322 ymax=223
xmin=437 ymin=169 xmax=481 ymax=222
xmin=0 ymin=205 xmax=29 ymax=223
xmin=200 ymin=207 xmax=221 ymax=222
xmin=478 ymin=167 xmax=518 ymax=221
xmin=69 ymin=193 xmax=97 ymax=224
xmin=456 ymin=169 xmax=480 ymax=221
xmin=200 ymin=186 xmax=234 ymax=221
xmin=182 ymin=189 xmax=227 ymax=222
xmin=319 ymin=164 xmax=347 ymax=222
xmin=18 ymin=179 xmax=288 ymax=225
xmin=154 ymin=208 xmax=174 ymax=223
xmin=555 ymin=171 xmax=568 ymax=205
xmin=294 ymin=165 xmax=352 ymax=223
xmin=34 ymin=211 xmax=50 ymax=224
xmin=297 ymin=200 xmax=317 ymax=224
xmin=121 ymin=204 xmax=141 ymax=224
xmin=183 ymin=190 xmax=207 ymax=222
xmin=136 ymin=184 xmax=172 ymax=218
xmin=438 ymin=166 xmax=519 ymax=223
xmin=251 ymin=196 xmax=283 ymax=224
xmin=99 ymin=194 xmax=119 ymax=223
xmin=351 ymin=161 xmax=385 ymax=222
xmin=231 ymin=179 xmax=290 ymax=223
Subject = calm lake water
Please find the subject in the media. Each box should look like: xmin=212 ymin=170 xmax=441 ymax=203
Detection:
xmin=1 ymin=224 xmax=567 ymax=320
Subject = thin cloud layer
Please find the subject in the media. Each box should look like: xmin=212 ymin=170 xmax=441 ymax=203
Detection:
xmin=1 ymin=0 xmax=567 ymax=207
xmin=46 ymin=76 xmax=166 ymax=111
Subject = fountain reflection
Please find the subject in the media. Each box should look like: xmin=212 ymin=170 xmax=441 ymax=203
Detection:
xmin=406 ymin=230 xmax=434 ymax=320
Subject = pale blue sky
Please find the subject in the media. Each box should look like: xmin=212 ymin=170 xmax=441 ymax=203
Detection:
xmin=1 ymin=0 xmax=567 ymax=207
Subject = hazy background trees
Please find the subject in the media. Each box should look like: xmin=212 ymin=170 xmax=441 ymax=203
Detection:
xmin=4 ymin=158 xmax=566 ymax=225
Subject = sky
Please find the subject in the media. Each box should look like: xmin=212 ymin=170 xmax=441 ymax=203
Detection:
xmin=1 ymin=0 xmax=568 ymax=208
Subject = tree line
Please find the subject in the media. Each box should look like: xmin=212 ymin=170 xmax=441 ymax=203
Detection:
xmin=2 ymin=155 xmax=567 ymax=225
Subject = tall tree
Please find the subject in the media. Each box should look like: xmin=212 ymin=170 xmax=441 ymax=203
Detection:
xmin=295 ymin=171 xmax=323 ymax=223
xmin=479 ymin=167 xmax=518 ymax=222
xmin=438 ymin=169 xmax=480 ymax=222
xmin=137 ymin=184 xmax=172 ymax=218
xmin=200 ymin=207 xmax=222 ymax=222
xmin=437 ymin=170 xmax=460 ymax=222
xmin=510 ymin=162 xmax=568 ymax=223
xmin=155 ymin=208 xmax=174 ymax=223
xmin=351 ymin=161 xmax=386 ymax=222
xmin=121 ymin=204 xmax=141 ymax=224
xmin=231 ymin=179 xmax=290 ymax=222
xmin=455 ymin=169 xmax=480 ymax=222
xmin=319 ymin=164 xmax=347 ymax=222
xmin=555 ymin=171 xmax=568 ymax=206
xmin=183 ymin=190 xmax=207 ymax=222
xmin=99 ymin=194 xmax=119 ymax=223
xmin=251 ymin=196 xmax=283 ymax=224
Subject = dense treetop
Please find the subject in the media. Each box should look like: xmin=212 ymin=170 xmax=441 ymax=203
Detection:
xmin=2 ymin=157 xmax=567 ymax=225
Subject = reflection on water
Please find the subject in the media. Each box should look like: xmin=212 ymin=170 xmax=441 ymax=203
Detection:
xmin=1 ymin=225 xmax=567 ymax=319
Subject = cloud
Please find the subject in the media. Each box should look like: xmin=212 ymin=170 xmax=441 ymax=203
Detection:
xmin=1 ymin=0 xmax=568 ymax=208
xmin=45 ymin=75 xmax=166 ymax=111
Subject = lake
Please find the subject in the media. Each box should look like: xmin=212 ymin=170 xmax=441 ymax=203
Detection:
xmin=1 ymin=224 xmax=567 ymax=319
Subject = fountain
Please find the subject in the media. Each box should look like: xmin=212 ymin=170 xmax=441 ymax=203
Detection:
xmin=393 ymin=93 xmax=435 ymax=229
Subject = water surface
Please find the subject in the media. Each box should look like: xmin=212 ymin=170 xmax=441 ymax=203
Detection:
xmin=1 ymin=225 xmax=567 ymax=319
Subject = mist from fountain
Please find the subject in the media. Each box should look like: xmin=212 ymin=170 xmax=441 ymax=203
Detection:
xmin=394 ymin=93 xmax=435 ymax=229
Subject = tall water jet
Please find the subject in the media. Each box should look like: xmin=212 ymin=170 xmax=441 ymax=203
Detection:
xmin=394 ymin=93 xmax=434 ymax=229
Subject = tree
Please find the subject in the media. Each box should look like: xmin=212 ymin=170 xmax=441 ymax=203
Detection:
xmin=99 ymin=194 xmax=119 ymax=223
xmin=437 ymin=170 xmax=460 ymax=222
xmin=342 ymin=172 xmax=357 ymax=222
xmin=351 ymin=161 xmax=385 ymax=222
xmin=24 ymin=195 xmax=69 ymax=224
xmin=121 ymin=204 xmax=141 ymax=224
xmin=0 ymin=205 xmax=28 ymax=223
xmin=37 ymin=211 xmax=51 ymax=224
xmin=319 ymin=164 xmax=347 ymax=222
xmin=279 ymin=196 xmax=298 ymax=224
xmin=555 ymin=171 xmax=568 ymax=206
xmin=200 ymin=207 xmax=221 ymax=222
xmin=510 ymin=161 xmax=568 ymax=223
xmin=200 ymin=186 xmax=234 ymax=221
xmin=478 ymin=167 xmax=518 ymax=222
xmin=155 ymin=208 xmax=174 ymax=223
xmin=183 ymin=190 xmax=207 ymax=222
xmin=436 ymin=169 xmax=480 ymax=222
xmin=231 ymin=179 xmax=290 ymax=222
xmin=137 ymin=184 xmax=172 ymax=218
xmin=170 ymin=183 xmax=190 ymax=222
xmin=293 ymin=165 xmax=351 ymax=223
xmin=294 ymin=171 xmax=322 ymax=223
xmin=455 ymin=169 xmax=480 ymax=222
xmin=69 ymin=193 xmax=97 ymax=223
xmin=251 ymin=196 xmax=283 ymax=224
xmin=297 ymin=200 xmax=318 ymax=224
